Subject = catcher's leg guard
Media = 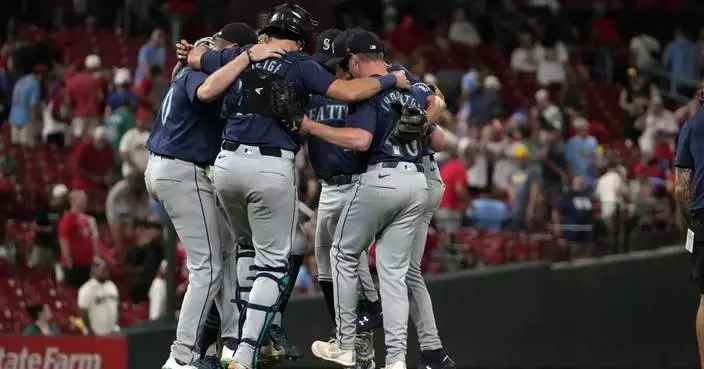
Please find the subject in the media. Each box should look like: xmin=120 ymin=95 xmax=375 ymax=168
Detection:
xmin=235 ymin=265 xmax=290 ymax=369
xmin=235 ymin=244 xmax=256 ymax=312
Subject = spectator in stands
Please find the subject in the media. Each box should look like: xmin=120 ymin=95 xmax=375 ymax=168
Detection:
xmin=674 ymin=92 xmax=702 ymax=124
xmin=106 ymin=173 xmax=151 ymax=251
xmin=594 ymin=164 xmax=627 ymax=237
xmin=590 ymin=3 xmax=621 ymax=83
xmin=561 ymin=66 xmax=587 ymax=115
xmin=77 ymin=260 xmax=119 ymax=336
xmin=542 ymin=129 xmax=568 ymax=195
xmin=565 ymin=117 xmax=599 ymax=190
xmin=448 ymin=7 xmax=481 ymax=47
xmin=510 ymin=32 xmax=537 ymax=74
xmin=635 ymin=96 xmax=678 ymax=156
xmin=437 ymin=139 xmax=471 ymax=234
xmin=105 ymin=97 xmax=136 ymax=168
xmin=135 ymin=29 xmax=167 ymax=85
xmin=30 ymin=184 xmax=69 ymax=270
xmin=533 ymin=30 xmax=568 ymax=87
xmin=119 ymin=109 xmax=151 ymax=178
xmin=149 ymin=260 xmax=167 ymax=321
xmin=620 ymin=68 xmax=660 ymax=144
xmin=532 ymin=89 xmax=563 ymax=133
xmin=388 ymin=15 xmax=427 ymax=62
xmin=9 ymin=64 xmax=43 ymax=147
xmin=629 ymin=31 xmax=661 ymax=74
xmin=0 ymin=150 xmax=18 ymax=179
xmin=70 ymin=126 xmax=114 ymax=194
xmin=470 ymin=75 xmax=504 ymax=127
xmin=59 ymin=190 xmax=98 ymax=289
xmin=664 ymin=28 xmax=701 ymax=97
xmin=66 ymin=55 xmax=103 ymax=140
xmin=467 ymin=194 xmax=508 ymax=231
xmin=42 ymin=87 xmax=70 ymax=147
xmin=124 ymin=214 xmax=164 ymax=303
xmin=628 ymin=181 xmax=656 ymax=249
xmin=457 ymin=65 xmax=486 ymax=128
xmin=148 ymin=66 xmax=169 ymax=110
xmin=507 ymin=144 xmax=541 ymax=230
xmin=553 ymin=176 xmax=594 ymax=259
xmin=23 ymin=302 xmax=60 ymax=336
xmin=105 ymin=68 xmax=137 ymax=116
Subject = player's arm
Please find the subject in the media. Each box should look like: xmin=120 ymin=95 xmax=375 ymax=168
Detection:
xmin=425 ymin=92 xmax=445 ymax=123
xmin=197 ymin=44 xmax=286 ymax=102
xmin=675 ymin=119 xmax=695 ymax=228
xmin=428 ymin=125 xmax=459 ymax=153
xmin=299 ymin=62 xmax=408 ymax=102
xmin=301 ymin=100 xmax=375 ymax=151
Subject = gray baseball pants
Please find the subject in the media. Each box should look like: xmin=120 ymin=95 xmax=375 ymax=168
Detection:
xmin=316 ymin=181 xmax=378 ymax=302
xmin=145 ymin=154 xmax=238 ymax=364
xmin=408 ymin=155 xmax=445 ymax=351
xmin=331 ymin=162 xmax=427 ymax=365
xmin=211 ymin=144 xmax=297 ymax=369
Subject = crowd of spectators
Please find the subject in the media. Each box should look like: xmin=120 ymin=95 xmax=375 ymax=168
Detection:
xmin=0 ymin=0 xmax=703 ymax=334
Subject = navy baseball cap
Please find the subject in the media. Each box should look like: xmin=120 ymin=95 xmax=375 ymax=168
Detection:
xmin=214 ymin=23 xmax=258 ymax=46
xmin=324 ymin=28 xmax=365 ymax=67
xmin=344 ymin=30 xmax=386 ymax=55
xmin=312 ymin=28 xmax=342 ymax=66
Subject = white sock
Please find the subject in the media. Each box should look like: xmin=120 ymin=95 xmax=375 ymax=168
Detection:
xmin=273 ymin=312 xmax=282 ymax=326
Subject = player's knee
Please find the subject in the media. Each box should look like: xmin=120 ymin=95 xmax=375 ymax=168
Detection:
xmin=331 ymin=247 xmax=361 ymax=264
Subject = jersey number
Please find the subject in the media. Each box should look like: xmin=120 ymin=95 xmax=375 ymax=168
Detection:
xmin=388 ymin=140 xmax=420 ymax=157
xmin=159 ymin=87 xmax=175 ymax=125
xmin=572 ymin=197 xmax=592 ymax=211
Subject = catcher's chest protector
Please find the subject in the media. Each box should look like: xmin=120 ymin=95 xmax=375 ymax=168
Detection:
xmin=238 ymin=52 xmax=308 ymax=119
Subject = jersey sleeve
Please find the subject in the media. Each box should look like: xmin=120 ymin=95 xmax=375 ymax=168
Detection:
xmin=294 ymin=60 xmax=336 ymax=96
xmin=410 ymin=83 xmax=432 ymax=109
xmin=346 ymin=99 xmax=377 ymax=135
xmin=675 ymin=118 xmax=694 ymax=168
xmin=200 ymin=47 xmax=242 ymax=74
xmin=185 ymin=71 xmax=208 ymax=103
xmin=77 ymin=284 xmax=92 ymax=309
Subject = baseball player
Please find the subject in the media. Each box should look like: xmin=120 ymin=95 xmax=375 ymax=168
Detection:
xmin=144 ymin=24 xmax=281 ymax=369
xmin=303 ymin=30 xmax=433 ymax=369
xmin=183 ymin=4 xmax=409 ymax=369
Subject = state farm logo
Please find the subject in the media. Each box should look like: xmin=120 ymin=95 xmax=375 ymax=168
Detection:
xmin=0 ymin=347 xmax=102 ymax=369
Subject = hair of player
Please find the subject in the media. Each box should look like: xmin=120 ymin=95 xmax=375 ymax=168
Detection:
xmin=354 ymin=52 xmax=385 ymax=63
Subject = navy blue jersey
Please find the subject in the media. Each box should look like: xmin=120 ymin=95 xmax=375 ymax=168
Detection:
xmin=200 ymin=47 xmax=335 ymax=152
xmin=349 ymin=82 xmax=433 ymax=164
xmin=388 ymin=63 xmax=437 ymax=156
xmin=676 ymin=108 xmax=704 ymax=214
xmin=556 ymin=191 xmax=593 ymax=225
xmin=306 ymin=95 xmax=365 ymax=179
xmin=146 ymin=67 xmax=224 ymax=166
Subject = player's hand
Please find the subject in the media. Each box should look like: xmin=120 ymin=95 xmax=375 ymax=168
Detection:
xmin=391 ymin=70 xmax=410 ymax=89
xmin=247 ymin=44 xmax=286 ymax=62
xmin=175 ymin=39 xmax=192 ymax=62
xmin=300 ymin=115 xmax=314 ymax=133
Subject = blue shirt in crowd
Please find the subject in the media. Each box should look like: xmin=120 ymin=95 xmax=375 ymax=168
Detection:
xmin=9 ymin=74 xmax=40 ymax=128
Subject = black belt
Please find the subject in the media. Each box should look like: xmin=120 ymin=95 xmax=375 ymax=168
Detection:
xmin=321 ymin=174 xmax=355 ymax=186
xmin=154 ymin=153 xmax=209 ymax=169
xmin=221 ymin=141 xmax=282 ymax=158
xmin=381 ymin=162 xmax=424 ymax=172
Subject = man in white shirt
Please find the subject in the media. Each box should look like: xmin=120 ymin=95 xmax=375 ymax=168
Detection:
xmin=629 ymin=33 xmax=661 ymax=71
xmin=595 ymin=165 xmax=627 ymax=221
xmin=510 ymin=33 xmax=537 ymax=74
xmin=448 ymin=8 xmax=481 ymax=47
xmin=119 ymin=111 xmax=151 ymax=177
xmin=636 ymin=96 xmax=678 ymax=155
xmin=77 ymin=260 xmax=119 ymax=336
xmin=533 ymin=41 xmax=569 ymax=86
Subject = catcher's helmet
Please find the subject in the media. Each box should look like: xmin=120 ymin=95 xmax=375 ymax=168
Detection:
xmin=259 ymin=3 xmax=318 ymax=44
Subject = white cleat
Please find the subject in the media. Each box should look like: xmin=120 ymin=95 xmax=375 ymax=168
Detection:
xmin=161 ymin=357 xmax=197 ymax=369
xmin=219 ymin=346 xmax=236 ymax=369
xmin=382 ymin=361 xmax=406 ymax=369
xmin=311 ymin=340 xmax=356 ymax=367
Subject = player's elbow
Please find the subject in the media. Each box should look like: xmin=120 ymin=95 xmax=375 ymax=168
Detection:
xmin=196 ymin=84 xmax=218 ymax=103
xmin=351 ymin=131 xmax=372 ymax=151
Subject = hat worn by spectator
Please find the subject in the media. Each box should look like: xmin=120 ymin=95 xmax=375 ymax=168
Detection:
xmin=312 ymin=28 xmax=342 ymax=66
xmin=114 ymin=68 xmax=131 ymax=85
xmin=512 ymin=144 xmax=530 ymax=159
xmin=85 ymin=55 xmax=101 ymax=70
xmin=93 ymin=126 xmax=108 ymax=141
xmin=573 ymin=117 xmax=588 ymax=130
xmin=214 ymin=23 xmax=258 ymax=46
xmin=91 ymin=259 xmax=107 ymax=273
xmin=484 ymin=75 xmax=501 ymax=89
xmin=52 ymin=184 xmax=69 ymax=198
xmin=535 ymin=88 xmax=549 ymax=102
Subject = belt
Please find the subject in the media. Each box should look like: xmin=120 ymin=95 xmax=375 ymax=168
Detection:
xmin=321 ymin=174 xmax=355 ymax=186
xmin=221 ymin=141 xmax=282 ymax=158
xmin=379 ymin=161 xmax=424 ymax=172
xmin=154 ymin=153 xmax=209 ymax=169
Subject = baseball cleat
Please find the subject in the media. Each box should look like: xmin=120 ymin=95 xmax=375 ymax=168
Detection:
xmin=418 ymin=349 xmax=456 ymax=369
xmin=220 ymin=346 xmax=236 ymax=369
xmin=311 ymin=339 xmax=356 ymax=367
xmin=269 ymin=324 xmax=303 ymax=360
xmin=161 ymin=357 xmax=197 ymax=369
xmin=259 ymin=342 xmax=285 ymax=366
xmin=357 ymin=300 xmax=383 ymax=332
xmin=382 ymin=361 xmax=406 ymax=369
xmin=193 ymin=356 xmax=221 ymax=369
xmin=355 ymin=331 xmax=375 ymax=362
xmin=356 ymin=360 xmax=376 ymax=369
xmin=226 ymin=360 xmax=245 ymax=369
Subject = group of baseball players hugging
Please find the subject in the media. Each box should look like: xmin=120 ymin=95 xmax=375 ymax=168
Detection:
xmin=145 ymin=3 xmax=461 ymax=369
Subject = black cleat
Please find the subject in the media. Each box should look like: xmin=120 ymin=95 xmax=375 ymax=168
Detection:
xmin=269 ymin=324 xmax=303 ymax=361
xmin=356 ymin=300 xmax=383 ymax=333
xmin=418 ymin=349 xmax=456 ymax=369
xmin=193 ymin=356 xmax=221 ymax=369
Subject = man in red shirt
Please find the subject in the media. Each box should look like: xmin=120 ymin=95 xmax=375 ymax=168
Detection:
xmin=70 ymin=126 xmax=114 ymax=194
xmin=59 ymin=190 xmax=98 ymax=289
xmin=437 ymin=141 xmax=471 ymax=234
xmin=66 ymin=54 xmax=103 ymax=140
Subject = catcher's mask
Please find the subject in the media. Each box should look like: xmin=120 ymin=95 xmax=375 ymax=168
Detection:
xmin=259 ymin=3 xmax=318 ymax=46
